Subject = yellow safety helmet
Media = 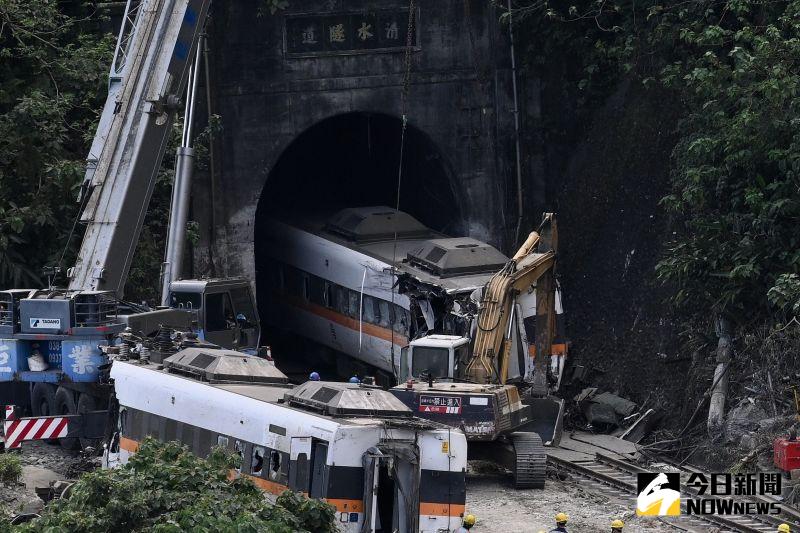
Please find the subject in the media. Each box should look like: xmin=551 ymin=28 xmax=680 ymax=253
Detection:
xmin=463 ymin=514 xmax=476 ymax=526
xmin=555 ymin=512 xmax=569 ymax=523
xmin=778 ymin=524 xmax=790 ymax=533
xmin=611 ymin=519 xmax=625 ymax=528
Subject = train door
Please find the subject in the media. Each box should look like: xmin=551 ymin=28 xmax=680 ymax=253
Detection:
xmin=363 ymin=444 xmax=420 ymax=533
xmin=309 ymin=440 xmax=329 ymax=498
xmin=289 ymin=437 xmax=311 ymax=492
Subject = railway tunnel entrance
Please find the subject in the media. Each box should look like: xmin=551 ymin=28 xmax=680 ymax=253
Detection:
xmin=254 ymin=112 xmax=463 ymax=381
xmin=256 ymin=112 xmax=461 ymax=231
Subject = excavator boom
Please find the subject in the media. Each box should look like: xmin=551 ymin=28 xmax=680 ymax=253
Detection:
xmin=464 ymin=213 xmax=558 ymax=385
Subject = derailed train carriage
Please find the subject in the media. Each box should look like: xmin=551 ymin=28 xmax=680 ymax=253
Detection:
xmin=106 ymin=348 xmax=468 ymax=533
xmin=259 ymin=206 xmax=567 ymax=382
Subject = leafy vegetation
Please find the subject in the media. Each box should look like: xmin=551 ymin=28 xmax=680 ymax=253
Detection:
xmin=0 ymin=1 xmax=114 ymax=288
xmin=0 ymin=454 xmax=21 ymax=485
xmin=10 ymin=438 xmax=335 ymax=532
xmin=0 ymin=2 xmax=218 ymax=303
xmin=507 ymin=0 xmax=800 ymax=328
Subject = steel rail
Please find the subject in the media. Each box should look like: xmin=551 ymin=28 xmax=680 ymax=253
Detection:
xmin=548 ymin=453 xmax=800 ymax=533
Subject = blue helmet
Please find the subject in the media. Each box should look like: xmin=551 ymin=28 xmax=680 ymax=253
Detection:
xmin=309 ymin=372 xmax=321 ymax=381
xmin=349 ymin=376 xmax=360 ymax=383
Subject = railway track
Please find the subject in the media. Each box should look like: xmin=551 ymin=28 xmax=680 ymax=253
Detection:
xmin=548 ymin=453 xmax=800 ymax=533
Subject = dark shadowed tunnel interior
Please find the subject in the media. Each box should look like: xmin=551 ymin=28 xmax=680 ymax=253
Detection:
xmin=253 ymin=112 xmax=463 ymax=379
xmin=255 ymin=112 xmax=461 ymax=232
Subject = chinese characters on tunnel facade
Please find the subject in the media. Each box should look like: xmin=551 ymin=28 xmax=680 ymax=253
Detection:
xmin=285 ymin=10 xmax=417 ymax=56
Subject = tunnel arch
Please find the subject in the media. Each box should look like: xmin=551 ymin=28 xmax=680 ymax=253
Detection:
xmin=255 ymin=111 xmax=462 ymax=232
xmin=253 ymin=112 xmax=464 ymax=377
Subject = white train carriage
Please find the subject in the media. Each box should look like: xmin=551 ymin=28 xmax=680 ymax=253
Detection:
xmin=259 ymin=207 xmax=567 ymax=381
xmin=259 ymin=207 xmax=511 ymax=378
xmin=106 ymin=348 xmax=468 ymax=533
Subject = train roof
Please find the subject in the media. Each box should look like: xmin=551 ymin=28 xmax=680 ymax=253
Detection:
xmin=268 ymin=206 xmax=509 ymax=294
xmin=113 ymin=350 xmax=447 ymax=430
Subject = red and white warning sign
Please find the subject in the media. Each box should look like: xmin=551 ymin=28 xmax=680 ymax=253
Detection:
xmin=419 ymin=395 xmax=462 ymax=414
xmin=3 ymin=406 xmax=69 ymax=449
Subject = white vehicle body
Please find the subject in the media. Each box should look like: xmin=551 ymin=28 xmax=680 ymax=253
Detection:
xmin=107 ymin=357 xmax=468 ymax=532
xmin=259 ymin=207 xmax=567 ymax=382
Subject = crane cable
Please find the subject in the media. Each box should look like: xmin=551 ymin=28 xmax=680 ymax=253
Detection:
xmin=390 ymin=0 xmax=416 ymax=384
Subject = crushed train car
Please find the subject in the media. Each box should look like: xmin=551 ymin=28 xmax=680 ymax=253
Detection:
xmin=259 ymin=206 xmax=567 ymax=382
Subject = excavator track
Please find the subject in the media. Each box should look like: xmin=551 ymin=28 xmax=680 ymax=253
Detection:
xmin=510 ymin=431 xmax=546 ymax=489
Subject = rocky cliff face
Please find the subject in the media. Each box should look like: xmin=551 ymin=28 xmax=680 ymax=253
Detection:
xmin=540 ymin=76 xmax=688 ymax=411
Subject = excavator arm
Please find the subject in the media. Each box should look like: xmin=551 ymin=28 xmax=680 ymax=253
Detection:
xmin=463 ymin=213 xmax=558 ymax=385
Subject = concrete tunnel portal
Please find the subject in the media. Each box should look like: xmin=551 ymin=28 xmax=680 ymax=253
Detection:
xmin=253 ymin=112 xmax=464 ymax=377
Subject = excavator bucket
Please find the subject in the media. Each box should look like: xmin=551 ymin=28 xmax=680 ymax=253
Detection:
xmin=520 ymin=395 xmax=564 ymax=446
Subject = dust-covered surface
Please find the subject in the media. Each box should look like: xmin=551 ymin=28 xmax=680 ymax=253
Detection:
xmin=464 ymin=461 xmax=675 ymax=533
xmin=0 ymin=442 xmax=99 ymax=518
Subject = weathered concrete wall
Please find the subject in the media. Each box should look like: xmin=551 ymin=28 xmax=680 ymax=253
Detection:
xmin=193 ymin=0 xmax=541 ymax=286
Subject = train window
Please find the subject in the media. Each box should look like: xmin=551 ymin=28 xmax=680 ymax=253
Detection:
xmin=334 ymin=285 xmax=347 ymax=315
xmin=252 ymin=446 xmax=265 ymax=476
xmin=269 ymin=450 xmax=281 ymax=480
xmin=147 ymin=412 xmax=161 ymax=438
xmin=180 ymin=424 xmax=195 ymax=450
xmin=164 ymin=418 xmax=177 ymax=442
xmin=206 ymin=292 xmax=235 ymax=332
xmin=217 ymin=435 xmax=229 ymax=448
xmin=348 ymin=290 xmax=360 ymax=319
xmin=234 ymin=440 xmax=244 ymax=473
xmin=363 ymin=296 xmax=377 ymax=324
xmin=392 ymin=305 xmax=410 ymax=335
xmin=308 ymin=276 xmax=325 ymax=306
xmin=377 ymin=300 xmax=390 ymax=328
xmin=303 ymin=275 xmax=310 ymax=301
xmin=323 ymin=283 xmax=333 ymax=309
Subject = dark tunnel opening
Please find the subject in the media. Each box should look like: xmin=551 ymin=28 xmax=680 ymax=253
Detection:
xmin=256 ymin=112 xmax=460 ymax=230
xmin=254 ymin=112 xmax=462 ymax=380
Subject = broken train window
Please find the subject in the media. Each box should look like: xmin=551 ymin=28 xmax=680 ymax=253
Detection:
xmin=269 ymin=450 xmax=282 ymax=480
xmin=252 ymin=445 xmax=265 ymax=476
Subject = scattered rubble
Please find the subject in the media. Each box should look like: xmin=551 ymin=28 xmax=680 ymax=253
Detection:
xmin=0 ymin=442 xmax=99 ymax=519
xmin=572 ymin=387 xmax=662 ymax=442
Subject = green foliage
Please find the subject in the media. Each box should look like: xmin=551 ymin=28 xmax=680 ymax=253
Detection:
xmin=0 ymin=1 xmax=114 ymax=288
xmin=0 ymin=454 xmax=21 ymax=485
xmin=508 ymin=0 xmax=800 ymax=325
xmin=14 ymin=438 xmax=335 ymax=533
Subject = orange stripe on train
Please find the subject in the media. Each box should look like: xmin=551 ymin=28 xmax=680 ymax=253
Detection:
xmin=278 ymin=292 xmax=409 ymax=345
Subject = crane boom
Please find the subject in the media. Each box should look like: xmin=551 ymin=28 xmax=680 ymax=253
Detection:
xmin=68 ymin=0 xmax=211 ymax=297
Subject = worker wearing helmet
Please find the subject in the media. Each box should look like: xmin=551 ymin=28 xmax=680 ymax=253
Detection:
xmin=309 ymin=371 xmax=320 ymax=381
xmin=349 ymin=376 xmax=360 ymax=383
xmin=454 ymin=513 xmax=476 ymax=532
xmin=611 ymin=519 xmax=624 ymax=532
xmin=778 ymin=524 xmax=791 ymax=533
xmin=550 ymin=512 xmax=569 ymax=532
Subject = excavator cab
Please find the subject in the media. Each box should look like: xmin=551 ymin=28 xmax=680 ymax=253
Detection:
xmin=398 ymin=335 xmax=470 ymax=381
xmin=168 ymin=278 xmax=260 ymax=352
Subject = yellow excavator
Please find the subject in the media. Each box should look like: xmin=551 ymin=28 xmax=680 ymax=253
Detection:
xmin=390 ymin=213 xmax=565 ymax=489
